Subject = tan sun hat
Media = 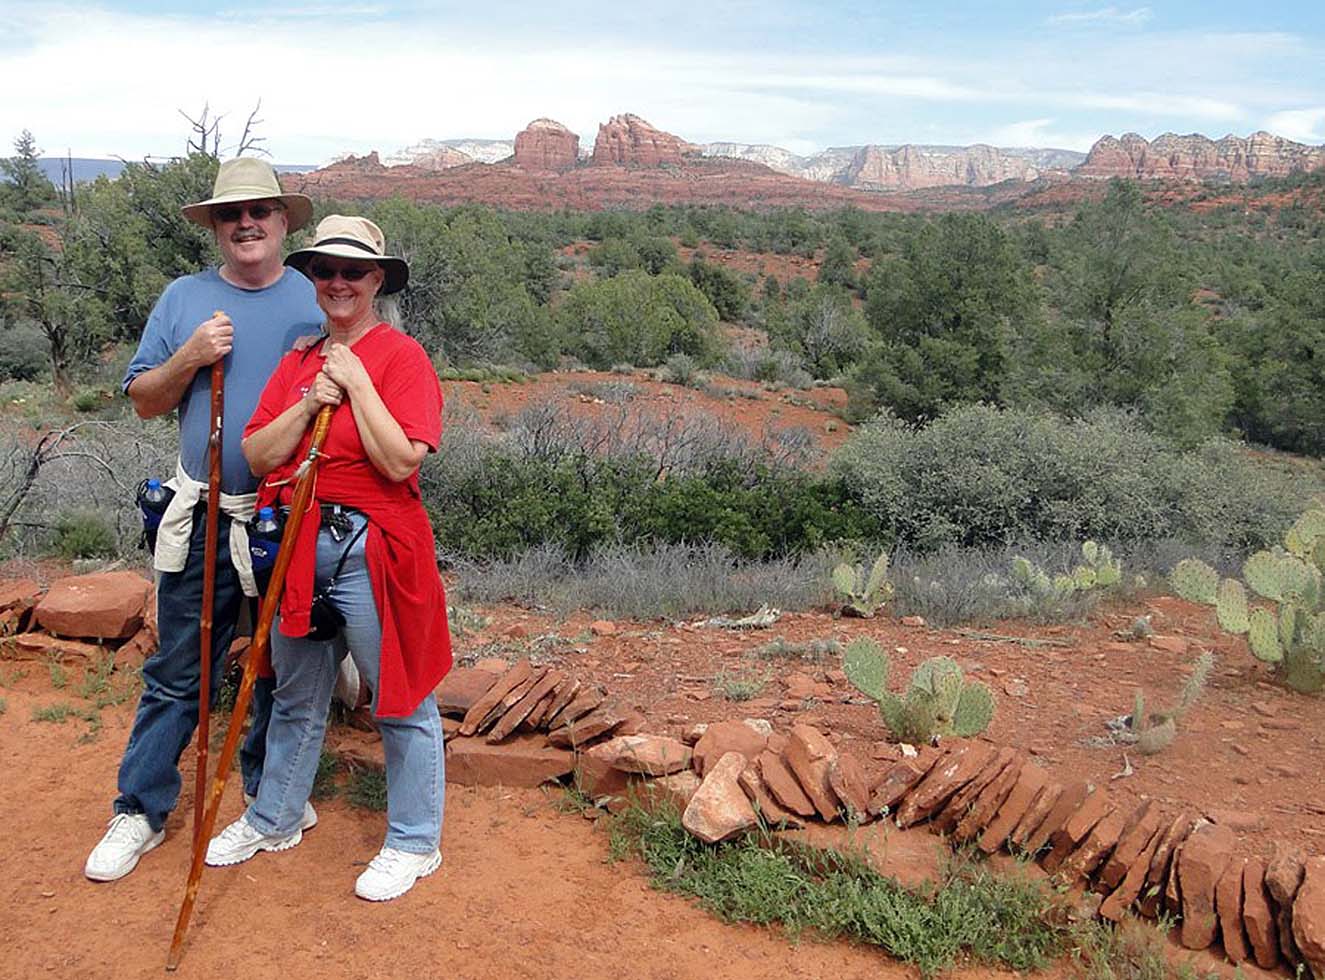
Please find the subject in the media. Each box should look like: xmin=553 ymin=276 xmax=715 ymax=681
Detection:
xmin=181 ymin=157 xmax=313 ymax=231
xmin=284 ymin=215 xmax=409 ymax=294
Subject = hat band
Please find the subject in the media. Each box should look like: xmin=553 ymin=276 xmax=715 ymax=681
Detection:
xmin=315 ymin=236 xmax=382 ymax=257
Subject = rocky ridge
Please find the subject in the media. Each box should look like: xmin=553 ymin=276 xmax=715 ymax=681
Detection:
xmin=1077 ymin=131 xmax=1325 ymax=182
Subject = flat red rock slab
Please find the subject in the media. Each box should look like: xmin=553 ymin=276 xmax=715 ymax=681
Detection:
xmin=446 ymin=734 xmax=574 ymax=787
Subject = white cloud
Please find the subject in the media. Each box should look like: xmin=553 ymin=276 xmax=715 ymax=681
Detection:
xmin=1265 ymin=108 xmax=1325 ymax=143
xmin=1047 ymin=7 xmax=1153 ymax=28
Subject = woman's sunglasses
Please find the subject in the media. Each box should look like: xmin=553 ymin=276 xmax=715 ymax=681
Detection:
xmin=212 ymin=202 xmax=284 ymax=223
xmin=307 ymin=263 xmax=375 ymax=282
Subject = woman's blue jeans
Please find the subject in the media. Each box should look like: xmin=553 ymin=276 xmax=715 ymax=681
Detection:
xmin=246 ymin=511 xmax=445 ymax=854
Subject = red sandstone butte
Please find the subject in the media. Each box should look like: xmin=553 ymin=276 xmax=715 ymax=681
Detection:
xmin=591 ymin=113 xmax=697 ymax=167
xmin=513 ymin=118 xmax=579 ymax=171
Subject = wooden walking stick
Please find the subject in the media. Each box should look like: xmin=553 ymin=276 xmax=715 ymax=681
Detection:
xmin=166 ymin=406 xmax=335 ymax=972
xmin=194 ymin=357 xmax=224 ymax=847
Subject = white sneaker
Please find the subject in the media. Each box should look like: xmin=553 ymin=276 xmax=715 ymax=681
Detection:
xmin=354 ymin=847 xmax=442 ymax=902
xmin=245 ymin=793 xmax=318 ymax=831
xmin=205 ymin=816 xmax=301 ymax=867
xmin=85 ymin=813 xmax=164 ymax=882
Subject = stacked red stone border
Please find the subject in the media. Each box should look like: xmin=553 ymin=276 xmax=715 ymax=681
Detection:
xmin=437 ymin=662 xmax=1325 ymax=979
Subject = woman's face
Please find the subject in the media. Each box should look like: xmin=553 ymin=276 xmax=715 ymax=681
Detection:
xmin=307 ymin=257 xmax=384 ymax=327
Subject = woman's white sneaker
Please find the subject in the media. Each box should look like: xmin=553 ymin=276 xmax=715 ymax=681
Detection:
xmin=205 ymin=816 xmax=301 ymax=866
xmin=354 ymin=847 xmax=441 ymax=901
xmin=84 ymin=813 xmax=164 ymax=882
xmin=244 ymin=793 xmax=318 ymax=831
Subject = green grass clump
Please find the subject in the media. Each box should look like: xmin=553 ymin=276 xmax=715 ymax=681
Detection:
xmin=32 ymin=701 xmax=76 ymax=723
xmin=609 ymin=805 xmax=1060 ymax=978
xmin=712 ymin=666 xmax=771 ymax=702
xmin=0 ymin=696 xmax=7 ymax=715
xmin=346 ymin=767 xmax=388 ymax=811
xmin=311 ymin=750 xmax=341 ymax=801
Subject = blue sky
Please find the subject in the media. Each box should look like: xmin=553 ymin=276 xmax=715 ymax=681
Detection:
xmin=2 ymin=1 xmax=1322 ymax=164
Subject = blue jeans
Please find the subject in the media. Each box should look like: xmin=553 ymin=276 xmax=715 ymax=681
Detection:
xmin=247 ymin=511 xmax=445 ymax=854
xmin=115 ymin=511 xmax=273 ymax=832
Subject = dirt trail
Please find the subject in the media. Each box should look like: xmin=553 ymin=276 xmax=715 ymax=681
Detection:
xmin=1 ymin=684 xmax=1017 ymax=980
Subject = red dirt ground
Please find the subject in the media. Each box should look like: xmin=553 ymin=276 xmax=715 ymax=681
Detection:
xmin=441 ymin=369 xmax=853 ymax=457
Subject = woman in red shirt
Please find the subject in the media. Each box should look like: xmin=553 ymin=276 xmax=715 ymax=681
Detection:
xmin=205 ymin=215 xmax=452 ymax=901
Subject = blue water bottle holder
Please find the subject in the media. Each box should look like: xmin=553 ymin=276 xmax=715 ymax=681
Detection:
xmin=135 ymin=478 xmax=175 ymax=553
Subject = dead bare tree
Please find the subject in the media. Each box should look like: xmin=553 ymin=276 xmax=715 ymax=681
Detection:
xmin=179 ymin=100 xmax=270 ymax=159
xmin=232 ymin=99 xmax=270 ymax=158
xmin=0 ymin=422 xmax=129 ymax=545
xmin=179 ymin=103 xmax=223 ymax=158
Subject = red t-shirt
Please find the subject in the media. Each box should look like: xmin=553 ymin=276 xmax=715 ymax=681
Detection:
xmin=246 ymin=323 xmax=451 ymax=717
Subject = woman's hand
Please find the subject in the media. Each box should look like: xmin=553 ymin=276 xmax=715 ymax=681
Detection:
xmin=302 ymin=369 xmax=343 ymax=416
xmin=321 ymin=342 xmax=372 ymax=398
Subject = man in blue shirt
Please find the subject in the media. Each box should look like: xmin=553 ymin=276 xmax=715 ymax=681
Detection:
xmin=85 ymin=158 xmax=325 ymax=882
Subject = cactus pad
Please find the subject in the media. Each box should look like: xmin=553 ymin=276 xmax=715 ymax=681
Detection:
xmin=1280 ymin=649 xmax=1325 ymax=694
xmin=832 ymin=563 xmax=858 ymax=599
xmin=1172 ymin=559 xmax=1219 ymax=605
xmin=1285 ymin=510 xmax=1325 ymax=558
xmin=843 ymin=638 xmax=889 ymax=701
xmin=1248 ymin=608 xmax=1283 ymax=664
xmin=1215 ymin=578 xmax=1250 ymax=634
xmin=1082 ymin=540 xmax=1100 ymax=566
xmin=952 ymin=682 xmax=995 ymax=736
xmin=865 ymin=551 xmax=892 ymax=602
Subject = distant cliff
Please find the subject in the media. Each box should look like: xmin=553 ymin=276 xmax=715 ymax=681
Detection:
xmin=1077 ymin=132 xmax=1325 ymax=181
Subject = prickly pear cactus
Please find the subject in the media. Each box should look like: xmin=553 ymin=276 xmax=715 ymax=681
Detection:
xmin=843 ymin=638 xmax=889 ymax=701
xmin=832 ymin=551 xmax=894 ymax=618
xmin=843 ymin=643 xmax=995 ymax=742
xmin=1170 ymin=508 xmax=1325 ymax=694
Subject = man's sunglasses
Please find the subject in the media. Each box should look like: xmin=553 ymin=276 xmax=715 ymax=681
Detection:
xmin=307 ymin=263 xmax=375 ymax=282
xmin=212 ymin=202 xmax=285 ymax=223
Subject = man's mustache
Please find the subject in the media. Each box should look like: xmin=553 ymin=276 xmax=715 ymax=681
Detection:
xmin=232 ymin=230 xmax=264 ymax=243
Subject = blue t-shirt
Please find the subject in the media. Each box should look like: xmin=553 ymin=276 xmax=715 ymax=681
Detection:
xmin=123 ymin=267 xmax=325 ymax=493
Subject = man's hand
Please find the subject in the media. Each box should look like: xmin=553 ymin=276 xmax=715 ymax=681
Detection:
xmin=181 ymin=312 xmax=234 ymax=368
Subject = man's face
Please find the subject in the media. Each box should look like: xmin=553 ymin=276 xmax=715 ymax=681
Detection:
xmin=212 ymin=198 xmax=289 ymax=273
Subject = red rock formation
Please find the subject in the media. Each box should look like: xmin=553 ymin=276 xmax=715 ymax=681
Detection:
xmin=591 ymin=113 xmax=697 ymax=167
xmin=1077 ymin=131 xmax=1325 ymax=182
xmin=845 ymin=143 xmax=1040 ymax=190
xmin=512 ymin=118 xmax=579 ymax=171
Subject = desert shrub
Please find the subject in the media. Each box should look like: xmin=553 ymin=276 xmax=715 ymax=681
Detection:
xmin=0 ymin=323 xmax=49 ymax=381
xmin=556 ymin=271 xmax=722 ymax=368
xmin=587 ymin=237 xmax=643 ymax=277
xmin=722 ymin=346 xmax=813 ymax=388
xmin=54 ymin=509 xmax=118 ymax=558
xmin=687 ymin=256 xmax=750 ymax=321
xmin=660 ymin=352 xmax=702 ymax=387
xmin=451 ymin=541 xmax=838 ymax=620
xmin=832 ymin=404 xmax=1314 ymax=553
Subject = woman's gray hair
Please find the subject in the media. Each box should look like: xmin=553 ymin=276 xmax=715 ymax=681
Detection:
xmin=374 ymin=295 xmax=402 ymax=330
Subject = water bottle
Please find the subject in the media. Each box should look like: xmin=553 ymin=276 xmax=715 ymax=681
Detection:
xmin=136 ymin=478 xmax=174 ymax=553
xmin=248 ymin=506 xmax=283 ymax=595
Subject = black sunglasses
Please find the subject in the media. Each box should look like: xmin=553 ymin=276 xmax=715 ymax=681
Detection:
xmin=307 ymin=262 xmax=375 ymax=282
xmin=213 ymin=202 xmax=285 ymax=223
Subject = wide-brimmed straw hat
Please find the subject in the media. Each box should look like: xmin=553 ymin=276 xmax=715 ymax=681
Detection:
xmin=284 ymin=215 xmax=409 ymax=295
xmin=181 ymin=157 xmax=313 ymax=231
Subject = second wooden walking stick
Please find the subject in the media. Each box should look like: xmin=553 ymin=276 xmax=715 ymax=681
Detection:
xmin=166 ymin=405 xmax=335 ymax=972
xmin=195 ymin=357 xmax=224 ymax=846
